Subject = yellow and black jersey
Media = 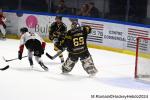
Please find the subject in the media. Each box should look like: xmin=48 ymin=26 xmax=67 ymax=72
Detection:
xmin=62 ymin=25 xmax=91 ymax=54
xmin=49 ymin=22 xmax=67 ymax=40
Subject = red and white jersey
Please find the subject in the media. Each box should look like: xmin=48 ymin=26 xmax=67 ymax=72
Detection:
xmin=19 ymin=32 xmax=46 ymax=53
xmin=20 ymin=32 xmax=44 ymax=46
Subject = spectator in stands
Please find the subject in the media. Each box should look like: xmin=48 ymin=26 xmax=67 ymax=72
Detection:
xmin=0 ymin=8 xmax=2 ymax=15
xmin=87 ymin=2 xmax=100 ymax=18
xmin=56 ymin=0 xmax=68 ymax=14
xmin=70 ymin=8 xmax=76 ymax=15
xmin=78 ymin=4 xmax=89 ymax=17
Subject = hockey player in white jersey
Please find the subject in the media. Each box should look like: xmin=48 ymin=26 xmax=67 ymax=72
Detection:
xmin=18 ymin=27 xmax=48 ymax=71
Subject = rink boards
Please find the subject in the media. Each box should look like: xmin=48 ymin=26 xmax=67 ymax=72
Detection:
xmin=3 ymin=10 xmax=150 ymax=57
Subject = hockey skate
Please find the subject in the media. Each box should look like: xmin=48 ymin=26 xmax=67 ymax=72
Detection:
xmin=29 ymin=58 xmax=33 ymax=68
xmin=39 ymin=61 xmax=48 ymax=71
xmin=89 ymin=70 xmax=98 ymax=77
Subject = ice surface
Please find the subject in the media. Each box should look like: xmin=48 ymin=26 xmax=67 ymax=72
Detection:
xmin=0 ymin=39 xmax=150 ymax=100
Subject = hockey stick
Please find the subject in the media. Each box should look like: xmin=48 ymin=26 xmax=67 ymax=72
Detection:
xmin=0 ymin=65 xmax=9 ymax=71
xmin=46 ymin=50 xmax=64 ymax=60
xmin=3 ymin=56 xmax=28 ymax=62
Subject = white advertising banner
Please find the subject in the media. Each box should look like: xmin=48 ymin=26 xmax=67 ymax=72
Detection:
xmin=4 ymin=12 xmax=150 ymax=52
xmin=5 ymin=12 xmax=72 ymax=37
xmin=4 ymin=12 xmax=19 ymax=34
xmin=125 ymin=25 xmax=150 ymax=51
xmin=80 ymin=19 xmax=104 ymax=45
xmin=103 ymin=22 xmax=126 ymax=48
xmin=18 ymin=14 xmax=51 ymax=37
xmin=80 ymin=19 xmax=127 ymax=49
xmin=19 ymin=14 xmax=72 ymax=37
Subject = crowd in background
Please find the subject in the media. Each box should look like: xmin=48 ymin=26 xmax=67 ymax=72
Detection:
xmin=54 ymin=0 xmax=100 ymax=18
xmin=0 ymin=0 xmax=150 ymax=25
xmin=0 ymin=0 xmax=102 ymax=18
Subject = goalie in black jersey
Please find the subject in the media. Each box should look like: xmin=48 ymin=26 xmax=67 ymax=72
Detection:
xmin=57 ymin=19 xmax=98 ymax=76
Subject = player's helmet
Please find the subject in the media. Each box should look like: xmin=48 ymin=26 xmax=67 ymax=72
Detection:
xmin=20 ymin=27 xmax=28 ymax=33
xmin=55 ymin=16 xmax=62 ymax=21
xmin=70 ymin=18 xmax=80 ymax=29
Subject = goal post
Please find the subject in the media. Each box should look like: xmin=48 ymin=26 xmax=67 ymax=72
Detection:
xmin=135 ymin=37 xmax=150 ymax=79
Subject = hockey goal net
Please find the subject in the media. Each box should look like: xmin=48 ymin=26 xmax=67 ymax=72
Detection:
xmin=135 ymin=37 xmax=150 ymax=79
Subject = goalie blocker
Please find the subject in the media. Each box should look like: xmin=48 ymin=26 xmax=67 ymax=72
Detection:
xmin=57 ymin=20 xmax=98 ymax=76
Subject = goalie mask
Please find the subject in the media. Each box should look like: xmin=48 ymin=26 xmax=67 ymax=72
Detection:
xmin=70 ymin=18 xmax=80 ymax=29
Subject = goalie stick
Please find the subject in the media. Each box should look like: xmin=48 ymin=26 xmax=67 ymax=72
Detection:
xmin=46 ymin=50 xmax=64 ymax=60
xmin=3 ymin=56 xmax=28 ymax=62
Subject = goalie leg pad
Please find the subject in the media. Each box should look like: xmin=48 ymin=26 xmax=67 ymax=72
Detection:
xmin=62 ymin=57 xmax=77 ymax=73
xmin=81 ymin=56 xmax=98 ymax=75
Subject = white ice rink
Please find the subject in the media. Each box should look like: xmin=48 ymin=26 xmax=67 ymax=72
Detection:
xmin=0 ymin=39 xmax=150 ymax=100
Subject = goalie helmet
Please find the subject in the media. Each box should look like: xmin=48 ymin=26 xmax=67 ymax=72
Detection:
xmin=69 ymin=18 xmax=80 ymax=29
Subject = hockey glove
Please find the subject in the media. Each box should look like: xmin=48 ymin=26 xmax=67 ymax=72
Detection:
xmin=18 ymin=51 xmax=22 ymax=60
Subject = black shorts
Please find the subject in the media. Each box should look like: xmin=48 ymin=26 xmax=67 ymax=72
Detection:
xmin=25 ymin=39 xmax=44 ymax=57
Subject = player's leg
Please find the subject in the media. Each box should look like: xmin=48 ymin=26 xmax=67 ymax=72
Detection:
xmin=28 ymin=50 xmax=34 ymax=67
xmin=33 ymin=39 xmax=48 ymax=71
xmin=54 ymin=45 xmax=64 ymax=63
xmin=80 ymin=51 xmax=98 ymax=76
xmin=25 ymin=40 xmax=34 ymax=67
xmin=34 ymin=56 xmax=48 ymax=71
xmin=62 ymin=53 xmax=78 ymax=73
xmin=0 ymin=25 xmax=6 ymax=38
